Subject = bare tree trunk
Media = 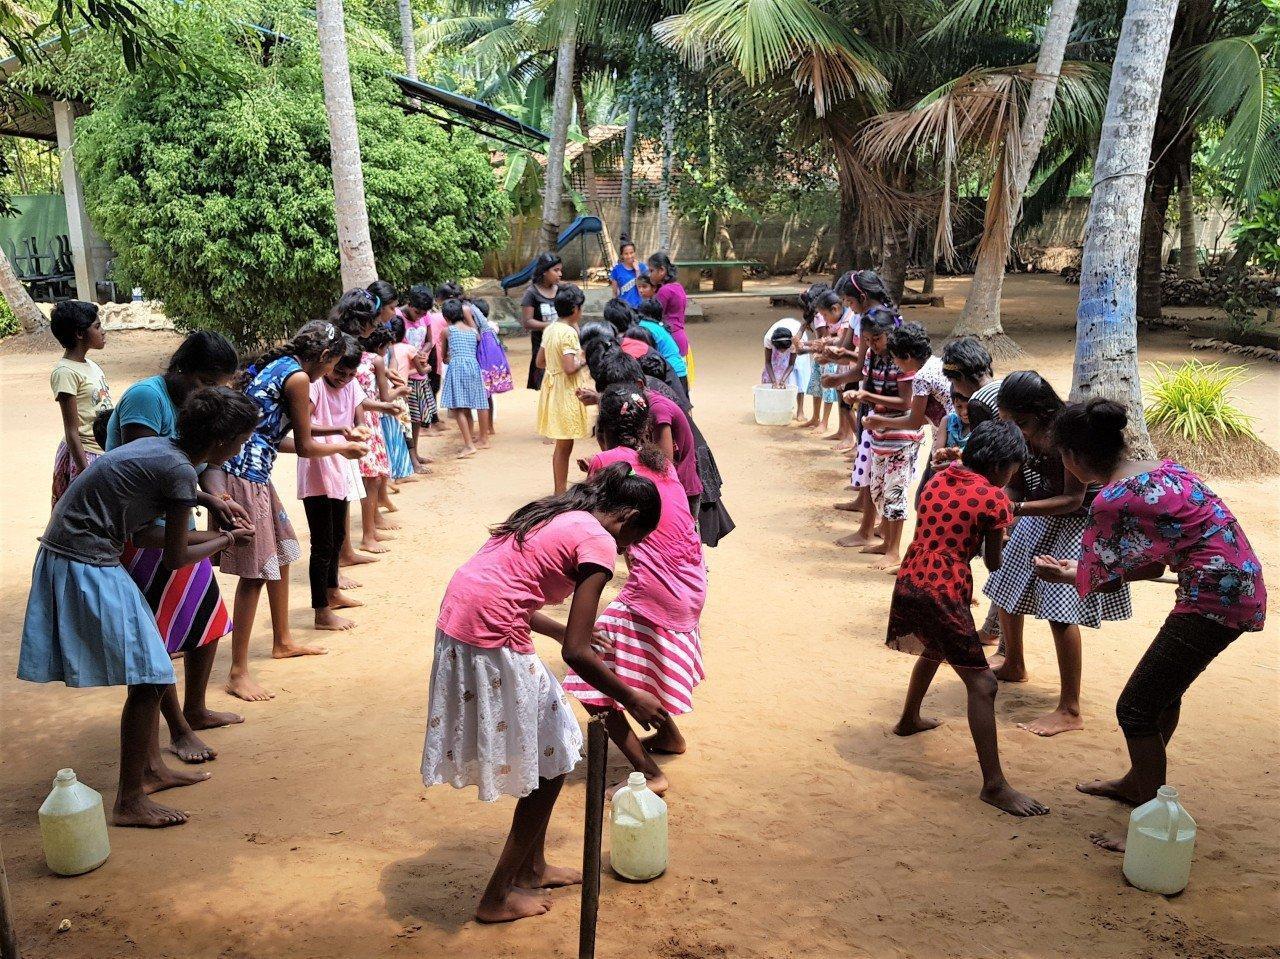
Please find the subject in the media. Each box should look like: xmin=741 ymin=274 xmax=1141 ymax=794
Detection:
xmin=955 ymin=0 xmax=1080 ymax=344
xmin=656 ymin=73 xmax=676 ymax=252
xmin=1071 ymin=0 xmax=1179 ymax=458
xmin=1 ymin=248 xmax=46 ymax=332
xmin=880 ymin=220 xmax=909 ymax=305
xmin=618 ymin=95 xmax=638 ymax=238
xmin=1136 ymin=153 xmax=1174 ymax=319
xmin=398 ymin=0 xmax=417 ymax=80
xmin=922 ymin=255 xmax=936 ymax=295
xmin=1177 ymin=142 xmax=1200 ymax=279
xmin=572 ymin=68 xmax=616 ymax=265
xmin=317 ymin=0 xmax=377 ymax=288
xmin=540 ymin=19 xmax=578 ymax=250
xmin=795 ymin=223 xmax=828 ymax=279
xmin=834 ymin=188 xmax=856 ymax=276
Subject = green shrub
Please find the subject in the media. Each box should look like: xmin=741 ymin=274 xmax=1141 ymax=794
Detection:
xmin=75 ymin=29 xmax=510 ymax=346
xmin=1144 ymin=360 xmax=1260 ymax=442
xmin=0 ymin=296 xmax=19 ymax=338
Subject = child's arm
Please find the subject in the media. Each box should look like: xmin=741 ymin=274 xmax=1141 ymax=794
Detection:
xmin=653 ymin=422 xmax=675 ymax=462
xmin=283 ymin=373 xmax=364 ymax=460
xmin=56 ymin=394 xmax=89 ymax=471
xmin=865 ymin=391 xmax=927 ymax=430
xmin=411 ymin=347 xmax=430 ymax=375
xmin=762 ymin=348 xmax=776 ymax=385
xmin=559 ymin=570 xmax=670 ymax=730
xmin=373 ymin=355 xmax=408 ymax=401
xmin=982 ymin=527 xmax=1005 ymax=571
xmin=132 ymin=506 xmax=253 ymax=569
xmin=358 ymin=396 xmax=402 ymax=416
xmin=1014 ymin=466 xmax=1087 ymax=517
xmin=536 ymin=346 xmax=547 ymax=370
xmin=558 ymin=346 xmax=585 ymax=375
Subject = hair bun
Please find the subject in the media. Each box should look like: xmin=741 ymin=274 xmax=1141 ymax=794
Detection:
xmin=1085 ymin=398 xmax=1127 ymax=432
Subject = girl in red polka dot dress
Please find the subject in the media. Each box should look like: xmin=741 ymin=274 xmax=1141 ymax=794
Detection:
xmin=885 ymin=421 xmax=1049 ymax=817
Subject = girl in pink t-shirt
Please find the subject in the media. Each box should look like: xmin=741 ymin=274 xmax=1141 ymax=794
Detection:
xmin=562 ymin=384 xmax=707 ymax=797
xmin=421 ymin=464 xmax=668 ymax=924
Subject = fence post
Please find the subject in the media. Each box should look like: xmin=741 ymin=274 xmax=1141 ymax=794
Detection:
xmin=578 ymin=717 xmax=608 ymax=959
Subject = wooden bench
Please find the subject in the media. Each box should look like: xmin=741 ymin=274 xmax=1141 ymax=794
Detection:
xmin=674 ymin=259 xmax=765 ymax=293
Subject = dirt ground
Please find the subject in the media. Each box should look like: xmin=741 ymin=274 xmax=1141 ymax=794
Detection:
xmin=1 ymin=273 xmax=1277 ymax=959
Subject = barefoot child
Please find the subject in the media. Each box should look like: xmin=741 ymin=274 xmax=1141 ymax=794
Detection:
xmin=563 ymin=385 xmax=706 ymax=794
xmin=439 ymin=297 xmax=492 ymax=458
xmin=886 ymin=421 xmax=1049 ymax=817
xmin=20 ymin=387 xmax=259 ymax=827
xmin=299 ymin=334 xmax=374 ymax=632
xmin=49 ymin=301 xmax=113 ymax=506
xmin=1035 ymin=400 xmax=1265 ymax=850
xmin=536 ymin=285 xmax=591 ymax=492
xmin=398 ymin=285 xmax=439 ymax=462
xmin=106 ymin=332 xmax=246 ymax=763
xmin=379 ymin=319 xmax=417 ymax=483
xmin=387 ymin=313 xmax=431 ymax=474
xmin=421 ymin=465 xmax=668 ymax=922
xmin=214 ymin=321 xmax=366 ymax=702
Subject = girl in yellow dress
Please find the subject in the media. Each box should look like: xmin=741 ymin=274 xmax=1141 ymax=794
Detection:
xmin=536 ymin=284 xmax=591 ymax=493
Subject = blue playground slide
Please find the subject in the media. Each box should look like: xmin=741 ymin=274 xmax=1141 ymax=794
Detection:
xmin=500 ymin=215 xmax=603 ymax=291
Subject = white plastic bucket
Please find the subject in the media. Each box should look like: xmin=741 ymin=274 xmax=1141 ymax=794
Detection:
xmin=754 ymin=384 xmax=796 ymax=426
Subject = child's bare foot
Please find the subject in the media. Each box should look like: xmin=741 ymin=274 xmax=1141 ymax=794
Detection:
xmin=143 ymin=762 xmax=210 ymax=794
xmin=1018 ymin=708 xmax=1084 ymax=737
xmin=607 ymin=771 xmax=669 ymax=799
xmin=474 ymin=889 xmax=552 ymax=924
xmin=875 ymin=557 xmax=901 ymax=574
xmin=833 ymin=500 xmax=861 ymax=512
xmin=978 ymin=630 xmax=999 ymax=647
xmin=338 ymin=574 xmax=362 ymax=590
xmin=314 ymin=609 xmax=357 ymax=631
xmin=992 ymin=661 xmax=1028 ymax=683
xmin=981 ymin=782 xmax=1049 ymax=817
xmin=823 ymin=432 xmax=841 ymax=441
xmin=273 ymin=641 xmax=328 ymax=658
xmin=1089 ymin=831 xmax=1126 ymax=852
xmin=359 ymin=538 xmax=390 ymax=554
xmin=225 ymin=672 xmax=274 ymax=702
xmin=892 ymin=716 xmax=942 ymax=736
xmin=642 ymin=729 xmax=687 ymax=755
xmin=375 ymin=516 xmax=401 ymax=531
xmin=340 ymin=551 xmax=378 ymax=568
xmin=183 ymin=706 xmax=243 ymax=730
xmin=167 ymin=731 xmax=215 ymax=763
xmin=374 ymin=528 xmax=396 ymax=542
xmin=860 ymin=541 xmax=888 ymax=555
xmin=457 ymin=446 xmax=477 ymax=459
xmin=517 ymin=863 xmax=582 ymax=889
xmin=1076 ymin=777 xmax=1144 ymax=806
xmin=112 ymin=795 xmax=188 ymax=828
xmin=327 ymin=589 xmax=363 ymax=610
xmin=835 ymin=531 xmax=880 ymax=548
xmin=475 ymin=437 xmax=491 ymax=450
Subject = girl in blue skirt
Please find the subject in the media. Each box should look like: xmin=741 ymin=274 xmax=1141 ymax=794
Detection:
xmin=19 ymin=387 xmax=260 ymax=828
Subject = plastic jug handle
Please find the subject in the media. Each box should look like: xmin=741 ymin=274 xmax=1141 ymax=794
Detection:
xmin=1164 ymin=799 xmax=1180 ymax=841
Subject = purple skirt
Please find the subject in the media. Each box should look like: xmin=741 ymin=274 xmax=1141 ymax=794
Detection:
xmin=477 ymin=328 xmax=513 ymax=395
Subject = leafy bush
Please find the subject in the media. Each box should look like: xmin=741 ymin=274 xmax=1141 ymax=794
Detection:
xmin=1144 ymin=360 xmax=1260 ymax=441
xmin=0 ymin=295 xmax=19 ymax=338
xmin=75 ymin=28 xmax=510 ymax=345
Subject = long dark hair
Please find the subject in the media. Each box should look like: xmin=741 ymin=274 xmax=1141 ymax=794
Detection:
xmin=647 ymin=252 xmax=677 ymax=284
xmin=329 ymin=288 xmax=380 ymax=337
xmin=799 ymin=282 xmax=832 ymax=325
xmin=998 ymin=370 xmax=1065 ymax=425
xmin=597 ymin=384 xmax=669 ymax=473
xmin=237 ymin=320 xmax=343 ymax=389
xmin=531 ymin=252 xmax=562 ymax=286
xmin=1053 ymin=398 xmax=1128 ymax=473
xmin=490 ymin=462 xmax=661 ymax=546
xmin=167 ymin=331 xmax=238 ymax=379
xmin=835 ymin=269 xmax=893 ymax=310
xmin=176 ymin=386 xmax=261 ymax=457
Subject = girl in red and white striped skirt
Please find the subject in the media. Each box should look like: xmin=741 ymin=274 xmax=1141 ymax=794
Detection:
xmin=562 ymin=383 xmax=707 ymax=796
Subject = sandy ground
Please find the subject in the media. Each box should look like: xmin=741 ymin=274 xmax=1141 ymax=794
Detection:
xmin=1 ymin=273 xmax=1277 ymax=959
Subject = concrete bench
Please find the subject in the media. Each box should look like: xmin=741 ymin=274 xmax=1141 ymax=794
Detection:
xmin=675 ymin=260 xmax=765 ymax=294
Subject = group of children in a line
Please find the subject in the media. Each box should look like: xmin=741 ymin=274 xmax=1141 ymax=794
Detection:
xmin=764 ymin=270 xmax=1266 ymax=838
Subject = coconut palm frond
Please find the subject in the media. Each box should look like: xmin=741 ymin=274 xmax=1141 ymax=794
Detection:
xmin=922 ymin=0 xmax=1054 ymax=46
xmin=1016 ymin=142 xmax=1091 ymax=236
xmin=1174 ymin=36 xmax=1280 ymax=204
xmin=416 ymin=15 xmax=511 ymax=53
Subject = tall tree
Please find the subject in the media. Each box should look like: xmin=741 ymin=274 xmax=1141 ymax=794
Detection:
xmin=317 ymin=0 xmax=378 ymax=288
xmin=540 ymin=15 xmax=577 ymax=249
xmin=1 ymin=249 xmax=45 ymax=332
xmin=954 ymin=0 xmax=1081 ymax=347
xmin=572 ymin=64 xmax=617 ymax=263
xmin=618 ymin=89 xmax=639 ymax=238
xmin=398 ymin=0 xmax=418 ymax=79
xmin=656 ymin=71 xmax=676 ymax=251
xmin=1071 ymin=0 xmax=1179 ymax=456
xmin=1176 ymin=141 xmax=1200 ymax=278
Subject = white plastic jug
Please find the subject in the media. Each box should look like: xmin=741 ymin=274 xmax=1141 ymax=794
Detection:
xmin=610 ymin=772 xmax=668 ymax=881
xmin=38 ymin=769 xmax=110 ymax=876
xmin=1123 ymin=785 xmax=1196 ymax=895
xmin=754 ymin=384 xmax=796 ymax=426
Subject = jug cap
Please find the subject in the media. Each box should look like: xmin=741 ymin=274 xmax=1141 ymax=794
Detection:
xmin=54 ymin=768 xmax=77 ymax=785
xmin=1156 ymin=785 xmax=1179 ymax=800
xmin=627 ymin=772 xmax=646 ymax=790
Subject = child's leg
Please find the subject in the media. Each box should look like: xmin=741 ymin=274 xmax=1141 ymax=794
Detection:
xmin=476 ymin=408 xmax=492 ymax=447
xmin=303 ymin=495 xmax=333 ymax=612
xmin=159 ymin=682 xmax=213 ymax=763
xmin=643 ymin=716 xmax=687 ymax=756
xmin=181 ymin=642 xmax=241 ymax=730
xmin=835 ymin=487 xmax=879 ymax=547
xmin=893 ymin=656 xmax=943 ymax=735
xmin=226 ymin=578 xmax=273 ymax=701
xmin=584 ymin=705 xmax=668 ymax=796
xmin=821 ymin=401 xmax=832 ymax=429
xmin=956 ymin=667 xmax=1048 ymax=816
xmin=992 ymin=610 xmax=1028 ymax=682
xmin=318 ymin=499 xmax=359 ymax=630
xmin=376 ymin=476 xmax=401 ymax=528
xmin=454 ymin=409 xmax=476 ymax=456
xmin=112 ymin=684 xmax=190 ymax=828
xmin=1018 ymin=621 xmax=1084 ymax=737
xmin=358 ymin=479 xmax=389 ymax=553
xmin=475 ymin=774 xmax=567 ymax=923
xmin=551 ymin=439 xmax=574 ymax=494
xmin=872 ymin=519 xmax=906 ymax=569
xmin=267 ymin=572 xmax=326 ymax=658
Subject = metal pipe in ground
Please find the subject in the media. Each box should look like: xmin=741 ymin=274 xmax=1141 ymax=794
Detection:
xmin=578 ymin=717 xmax=608 ymax=959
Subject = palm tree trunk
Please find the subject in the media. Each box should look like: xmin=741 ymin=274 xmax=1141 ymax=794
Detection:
xmin=656 ymin=73 xmax=676 ymax=251
xmin=1136 ymin=150 xmax=1175 ymax=319
xmin=880 ymin=220 xmax=909 ymax=305
xmin=1071 ymin=0 xmax=1179 ymax=458
xmin=572 ymin=68 xmax=616 ymax=266
xmin=954 ymin=0 xmax=1080 ymax=346
xmin=540 ymin=18 xmax=578 ymax=250
xmin=317 ymin=0 xmax=377 ymax=288
xmin=1177 ymin=142 xmax=1199 ymax=279
xmin=618 ymin=95 xmax=638 ymax=238
xmin=834 ymin=183 xmax=857 ymax=276
xmin=1 ymin=249 xmax=46 ymax=332
xmin=398 ymin=0 xmax=417 ymax=80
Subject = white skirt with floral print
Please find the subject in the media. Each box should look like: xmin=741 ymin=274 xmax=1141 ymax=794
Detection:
xmin=421 ymin=629 xmax=583 ymax=802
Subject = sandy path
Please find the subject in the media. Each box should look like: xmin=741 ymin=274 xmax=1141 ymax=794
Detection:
xmin=1 ymin=275 xmax=1277 ymax=959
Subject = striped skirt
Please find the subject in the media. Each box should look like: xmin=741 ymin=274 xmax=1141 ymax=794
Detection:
xmin=51 ymin=442 xmax=99 ymax=507
xmin=381 ymin=413 xmax=414 ymax=479
xmin=562 ymin=601 xmax=705 ymax=715
xmin=122 ymin=545 xmax=233 ymax=654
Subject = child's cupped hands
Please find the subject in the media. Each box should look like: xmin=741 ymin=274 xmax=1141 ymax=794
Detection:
xmin=1032 ymin=555 xmax=1076 ymax=583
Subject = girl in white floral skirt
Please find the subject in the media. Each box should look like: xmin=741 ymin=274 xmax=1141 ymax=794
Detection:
xmin=420 ymin=464 xmax=668 ymax=923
